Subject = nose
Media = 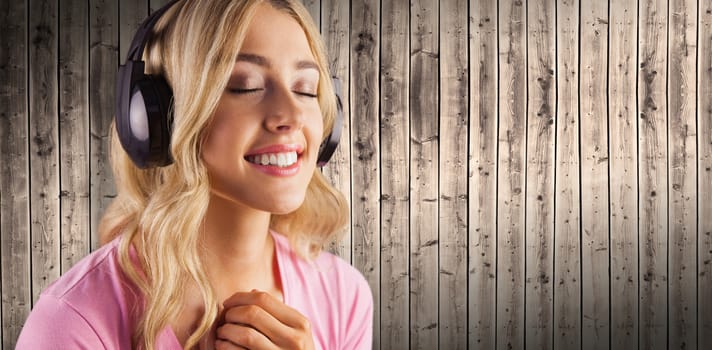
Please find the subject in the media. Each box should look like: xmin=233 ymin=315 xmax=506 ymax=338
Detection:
xmin=264 ymin=83 xmax=305 ymax=133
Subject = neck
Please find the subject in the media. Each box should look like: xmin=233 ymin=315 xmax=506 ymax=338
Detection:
xmin=202 ymin=192 xmax=272 ymax=264
xmin=198 ymin=191 xmax=283 ymax=302
xmin=169 ymin=192 xmax=283 ymax=346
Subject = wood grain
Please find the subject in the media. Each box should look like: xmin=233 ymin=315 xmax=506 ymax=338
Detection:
xmin=667 ymin=0 xmax=698 ymax=348
xmin=699 ymin=2 xmax=712 ymax=348
xmin=638 ymin=0 xmax=669 ymax=348
xmin=4 ymin=1 xmax=712 ymax=348
xmin=468 ymin=0 xmax=498 ymax=348
xmin=149 ymin=0 xmax=173 ymax=13
xmin=119 ymin=0 xmax=148 ymax=61
xmin=497 ymin=1 xmax=527 ymax=349
xmin=350 ymin=0 xmax=380 ymax=348
xmin=0 ymin=0 xmax=30 ymax=348
xmin=580 ymin=0 xmax=610 ymax=349
xmin=379 ymin=0 xmax=409 ymax=348
xmin=59 ymin=0 xmax=90 ymax=272
xmin=321 ymin=0 xmax=352 ymax=261
xmin=409 ymin=0 xmax=439 ymax=348
xmin=527 ymin=0 xmax=556 ymax=349
xmin=608 ymin=0 xmax=639 ymax=348
xmin=439 ymin=0 xmax=468 ymax=348
xmin=89 ymin=0 xmax=118 ymax=250
xmin=554 ymin=0 xmax=581 ymax=348
xmin=29 ymin=0 xmax=60 ymax=306
xmin=301 ymin=0 xmax=320 ymax=28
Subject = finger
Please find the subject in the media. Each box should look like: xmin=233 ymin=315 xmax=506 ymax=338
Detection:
xmin=216 ymin=323 xmax=279 ymax=350
xmin=223 ymin=304 xmax=294 ymax=345
xmin=223 ymin=291 xmax=311 ymax=331
xmin=214 ymin=338 xmax=248 ymax=350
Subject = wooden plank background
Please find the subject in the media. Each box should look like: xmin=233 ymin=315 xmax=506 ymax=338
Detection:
xmin=0 ymin=0 xmax=711 ymax=349
xmin=609 ymin=1 xmax=638 ymax=348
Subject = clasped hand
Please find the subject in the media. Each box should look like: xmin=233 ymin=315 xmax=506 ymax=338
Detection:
xmin=213 ymin=290 xmax=316 ymax=350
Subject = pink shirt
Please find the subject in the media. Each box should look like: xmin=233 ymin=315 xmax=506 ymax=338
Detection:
xmin=16 ymin=231 xmax=373 ymax=349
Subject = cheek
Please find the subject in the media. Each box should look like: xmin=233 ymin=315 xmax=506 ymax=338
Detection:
xmin=201 ymin=115 xmax=247 ymax=170
xmin=307 ymin=114 xmax=325 ymax=150
xmin=202 ymin=124 xmax=232 ymax=165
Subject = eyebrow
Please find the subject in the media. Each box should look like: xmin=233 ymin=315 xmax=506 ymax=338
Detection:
xmin=236 ymin=53 xmax=319 ymax=71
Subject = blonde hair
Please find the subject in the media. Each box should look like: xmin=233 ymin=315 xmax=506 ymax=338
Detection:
xmin=98 ymin=1 xmax=349 ymax=348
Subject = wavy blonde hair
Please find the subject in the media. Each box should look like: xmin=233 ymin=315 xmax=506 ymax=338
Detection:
xmin=98 ymin=1 xmax=349 ymax=348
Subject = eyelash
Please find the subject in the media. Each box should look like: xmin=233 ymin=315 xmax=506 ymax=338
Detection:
xmin=228 ymin=88 xmax=318 ymax=98
xmin=228 ymin=88 xmax=261 ymax=95
xmin=298 ymin=92 xmax=318 ymax=98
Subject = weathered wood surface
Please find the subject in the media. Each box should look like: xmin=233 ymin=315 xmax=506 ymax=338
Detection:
xmin=321 ymin=0 xmax=352 ymax=261
xmin=89 ymin=0 xmax=118 ymax=250
xmin=409 ymin=0 xmax=439 ymax=349
xmin=59 ymin=0 xmax=91 ymax=272
xmin=2 ymin=1 xmax=712 ymax=349
xmin=29 ymin=0 xmax=60 ymax=307
xmin=301 ymin=0 xmax=320 ymax=27
xmin=0 ymin=1 xmax=30 ymax=348
xmin=638 ymin=0 xmax=669 ymax=349
xmin=349 ymin=0 xmax=381 ymax=349
xmin=580 ymin=0 xmax=609 ymax=349
xmin=668 ymin=0 xmax=698 ymax=348
xmin=149 ymin=0 xmax=173 ymax=13
xmin=379 ymin=0 xmax=409 ymax=348
xmin=699 ymin=2 xmax=712 ymax=349
xmin=119 ymin=0 xmax=148 ymax=61
xmin=608 ymin=1 xmax=639 ymax=349
xmin=468 ymin=0 xmax=497 ymax=348
xmin=439 ymin=0 xmax=468 ymax=348
xmin=527 ymin=0 xmax=556 ymax=349
xmin=497 ymin=0 xmax=527 ymax=349
xmin=554 ymin=0 xmax=581 ymax=347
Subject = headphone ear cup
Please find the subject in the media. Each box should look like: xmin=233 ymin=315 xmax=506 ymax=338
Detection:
xmin=116 ymin=72 xmax=173 ymax=169
xmin=130 ymin=75 xmax=174 ymax=168
xmin=316 ymin=78 xmax=344 ymax=167
xmin=115 ymin=0 xmax=180 ymax=168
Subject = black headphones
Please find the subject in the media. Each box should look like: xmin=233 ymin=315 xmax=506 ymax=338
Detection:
xmin=115 ymin=0 xmax=343 ymax=169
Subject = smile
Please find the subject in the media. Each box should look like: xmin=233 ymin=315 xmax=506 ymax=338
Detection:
xmin=246 ymin=151 xmax=298 ymax=168
xmin=244 ymin=144 xmax=304 ymax=177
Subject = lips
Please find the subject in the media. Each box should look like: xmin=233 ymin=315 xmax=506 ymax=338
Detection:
xmin=244 ymin=144 xmax=305 ymax=176
xmin=245 ymin=143 xmax=304 ymax=157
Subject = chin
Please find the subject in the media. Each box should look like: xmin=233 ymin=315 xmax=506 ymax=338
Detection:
xmin=266 ymin=195 xmax=307 ymax=215
xmin=208 ymin=185 xmax=306 ymax=214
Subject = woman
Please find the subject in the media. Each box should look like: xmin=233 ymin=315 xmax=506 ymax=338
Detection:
xmin=16 ymin=1 xmax=372 ymax=349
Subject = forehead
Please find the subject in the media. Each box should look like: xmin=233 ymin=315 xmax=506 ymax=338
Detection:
xmin=238 ymin=3 xmax=315 ymax=64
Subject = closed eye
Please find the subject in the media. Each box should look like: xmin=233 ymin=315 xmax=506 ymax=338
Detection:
xmin=227 ymin=88 xmax=263 ymax=94
xmin=295 ymin=91 xmax=318 ymax=98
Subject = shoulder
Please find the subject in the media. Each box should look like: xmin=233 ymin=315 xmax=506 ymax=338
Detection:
xmin=272 ymin=231 xmax=372 ymax=303
xmin=311 ymin=250 xmax=373 ymax=346
xmin=41 ymin=238 xmax=122 ymax=297
xmin=16 ymin=293 xmax=106 ymax=349
xmin=16 ymin=237 xmax=138 ymax=349
xmin=272 ymin=231 xmax=373 ymax=349
xmin=312 ymin=250 xmax=372 ymax=307
xmin=40 ymin=237 xmax=139 ymax=309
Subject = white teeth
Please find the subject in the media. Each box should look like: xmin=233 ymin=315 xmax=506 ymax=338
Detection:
xmin=248 ymin=151 xmax=298 ymax=167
